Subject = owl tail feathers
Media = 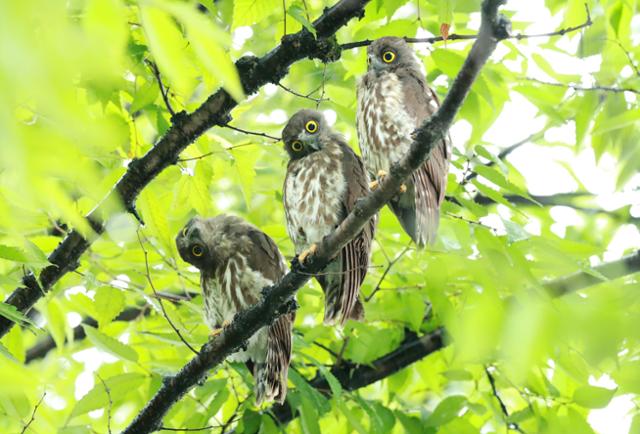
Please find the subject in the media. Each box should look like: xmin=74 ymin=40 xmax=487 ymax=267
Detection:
xmin=389 ymin=190 xmax=439 ymax=249
xmin=255 ymin=315 xmax=293 ymax=405
xmin=254 ymin=362 xmax=287 ymax=405
xmin=414 ymin=206 xmax=439 ymax=248
xmin=324 ymin=296 xmax=365 ymax=326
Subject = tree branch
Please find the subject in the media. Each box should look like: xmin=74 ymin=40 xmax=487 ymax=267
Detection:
xmin=546 ymin=249 xmax=640 ymax=297
xmin=341 ymin=3 xmax=591 ymax=49
xmin=121 ymin=2 xmax=510 ymax=433
xmin=0 ymin=0 xmax=369 ymax=339
xmin=526 ymin=76 xmax=640 ymax=95
xmin=263 ymin=248 xmax=640 ymax=428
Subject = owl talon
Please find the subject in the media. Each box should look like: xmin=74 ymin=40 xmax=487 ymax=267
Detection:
xmin=369 ymin=180 xmax=379 ymax=190
xmin=399 ymin=183 xmax=407 ymax=193
xmin=298 ymin=244 xmax=317 ymax=264
xmin=210 ymin=319 xmax=232 ymax=337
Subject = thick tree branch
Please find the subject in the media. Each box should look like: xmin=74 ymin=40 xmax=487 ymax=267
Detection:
xmin=0 ymin=0 xmax=368 ymax=339
xmin=121 ymin=2 xmax=509 ymax=433
xmin=546 ymin=249 xmax=640 ymax=297
xmin=264 ymin=248 xmax=640 ymax=428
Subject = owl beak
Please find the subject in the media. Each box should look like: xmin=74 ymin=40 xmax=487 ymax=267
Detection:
xmin=298 ymin=132 xmax=320 ymax=150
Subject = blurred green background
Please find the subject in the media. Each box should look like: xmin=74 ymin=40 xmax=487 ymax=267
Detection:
xmin=0 ymin=0 xmax=639 ymax=433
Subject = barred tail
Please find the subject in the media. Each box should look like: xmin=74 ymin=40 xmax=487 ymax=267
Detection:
xmin=320 ymin=256 xmax=366 ymax=326
xmin=255 ymin=314 xmax=293 ymax=405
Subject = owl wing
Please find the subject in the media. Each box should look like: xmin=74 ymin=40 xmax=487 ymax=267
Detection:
xmin=321 ymin=142 xmax=376 ymax=324
xmin=397 ymin=68 xmax=450 ymax=246
xmin=245 ymin=227 xmax=294 ymax=405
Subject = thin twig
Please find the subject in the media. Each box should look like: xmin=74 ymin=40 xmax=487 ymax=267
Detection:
xmin=145 ymin=60 xmax=176 ymax=116
xmin=293 ymin=263 xmax=383 ymax=277
xmin=277 ymin=82 xmax=329 ymax=104
xmin=223 ymin=124 xmax=281 ymax=141
xmin=316 ymin=64 xmax=328 ymax=109
xmin=446 ymin=212 xmax=497 ymax=233
xmin=301 ymin=0 xmax=311 ymax=20
xmin=463 ymin=131 xmax=544 ymax=183
xmin=334 ymin=337 xmax=350 ymax=367
xmin=97 ymin=374 xmax=113 ymax=434
xmin=525 ymin=76 xmax=639 ymax=95
xmin=366 ymin=244 xmax=412 ymax=302
xmin=177 ymin=143 xmax=259 ymax=162
xmin=159 ymin=425 xmax=219 ymax=432
xmin=485 ymin=366 xmax=525 ymax=433
xmin=137 ymin=231 xmax=200 ymax=355
xmin=282 ymin=0 xmax=287 ymax=36
xmin=606 ymin=39 xmax=640 ymax=77
xmin=341 ymin=3 xmax=591 ymax=49
xmin=20 ymin=392 xmax=46 ymax=434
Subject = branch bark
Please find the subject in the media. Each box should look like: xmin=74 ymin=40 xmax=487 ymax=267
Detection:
xmin=0 ymin=0 xmax=369 ymax=339
xmin=263 ymin=248 xmax=640 ymax=428
xmin=121 ymin=1 xmax=510 ymax=432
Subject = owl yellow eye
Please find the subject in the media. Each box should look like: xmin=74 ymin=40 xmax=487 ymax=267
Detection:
xmin=305 ymin=120 xmax=318 ymax=133
xmin=382 ymin=50 xmax=396 ymax=63
xmin=192 ymin=245 xmax=204 ymax=257
xmin=182 ymin=227 xmax=188 ymax=237
xmin=291 ymin=140 xmax=303 ymax=152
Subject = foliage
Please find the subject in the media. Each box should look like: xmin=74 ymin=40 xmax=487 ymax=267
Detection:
xmin=0 ymin=0 xmax=639 ymax=433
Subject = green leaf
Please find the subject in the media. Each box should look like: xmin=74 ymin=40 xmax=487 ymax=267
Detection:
xmin=71 ymin=373 xmax=146 ymax=418
xmin=0 ymin=342 xmax=17 ymax=362
xmin=298 ymin=395 xmax=321 ymax=434
xmin=474 ymin=165 xmax=539 ymax=204
xmin=82 ymin=325 xmax=139 ymax=362
xmin=129 ymin=81 xmax=159 ymax=113
xmin=232 ymin=0 xmax=280 ymax=29
xmin=630 ymin=414 xmax=640 ymax=434
xmin=572 ymin=385 xmax=616 ymax=409
xmin=0 ymin=302 xmax=37 ymax=329
xmin=164 ymin=2 xmax=244 ymax=102
xmin=0 ymin=244 xmax=30 ymax=263
xmin=337 ymin=401 xmax=368 ymax=434
xmin=303 ymin=354 xmax=342 ymax=398
xmin=287 ymin=4 xmax=316 ymax=37
xmin=94 ymin=286 xmax=125 ymax=327
xmin=232 ymin=146 xmax=262 ymax=208
xmin=353 ymin=396 xmax=395 ymax=434
xmin=426 ymin=395 xmax=467 ymax=427
xmin=438 ymin=0 xmax=455 ymax=25
xmin=396 ymin=411 xmax=431 ymax=434
xmin=139 ymin=4 xmax=197 ymax=96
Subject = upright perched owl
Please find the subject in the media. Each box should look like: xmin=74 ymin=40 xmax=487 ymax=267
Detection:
xmin=357 ymin=37 xmax=450 ymax=247
xmin=176 ymin=215 xmax=293 ymax=404
xmin=282 ymin=109 xmax=376 ymax=325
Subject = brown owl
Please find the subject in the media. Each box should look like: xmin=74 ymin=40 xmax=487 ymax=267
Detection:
xmin=175 ymin=215 xmax=293 ymax=404
xmin=357 ymin=36 xmax=450 ymax=247
xmin=282 ymin=109 xmax=376 ymax=325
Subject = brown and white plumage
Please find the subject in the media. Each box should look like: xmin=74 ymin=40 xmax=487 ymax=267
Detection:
xmin=357 ymin=36 xmax=450 ymax=247
xmin=175 ymin=215 xmax=293 ymax=404
xmin=282 ymin=109 xmax=376 ymax=325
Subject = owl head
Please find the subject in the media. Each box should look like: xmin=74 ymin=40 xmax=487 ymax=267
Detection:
xmin=282 ymin=109 xmax=329 ymax=160
xmin=175 ymin=217 xmax=216 ymax=270
xmin=367 ymin=36 xmax=420 ymax=73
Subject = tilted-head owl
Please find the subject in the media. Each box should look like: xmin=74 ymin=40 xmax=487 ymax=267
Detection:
xmin=357 ymin=36 xmax=450 ymax=247
xmin=282 ymin=109 xmax=376 ymax=325
xmin=176 ymin=215 xmax=293 ymax=404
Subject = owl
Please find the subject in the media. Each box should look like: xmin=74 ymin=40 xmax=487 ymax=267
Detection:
xmin=357 ymin=36 xmax=450 ymax=247
xmin=175 ymin=215 xmax=293 ymax=404
xmin=282 ymin=109 xmax=376 ymax=325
